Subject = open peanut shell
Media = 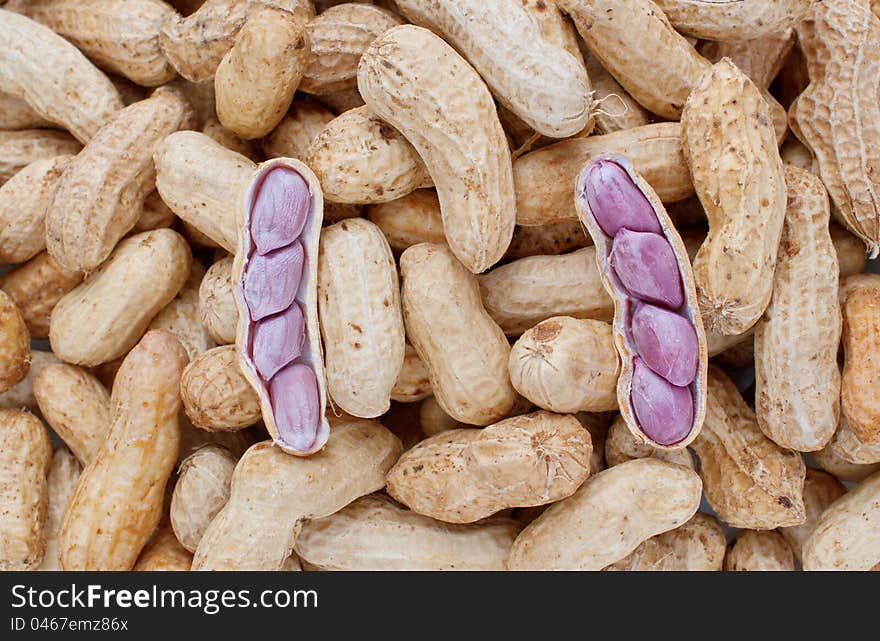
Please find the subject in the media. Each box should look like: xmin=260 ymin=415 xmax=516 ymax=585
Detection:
xmin=233 ymin=158 xmax=329 ymax=456
xmin=574 ymin=154 xmax=707 ymax=450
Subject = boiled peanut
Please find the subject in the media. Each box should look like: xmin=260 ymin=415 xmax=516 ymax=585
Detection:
xmin=171 ymin=445 xmax=237 ymax=552
xmin=779 ymin=468 xmax=847 ymax=565
xmin=724 ymin=531 xmax=795 ymax=572
xmin=180 ymin=345 xmax=261 ymax=432
xmin=366 ymin=189 xmax=445 ymax=253
xmin=841 ymin=286 xmax=880 ymax=446
xmin=0 ymin=289 xmax=30 ymax=393
xmin=38 ymin=447 xmax=81 ymax=571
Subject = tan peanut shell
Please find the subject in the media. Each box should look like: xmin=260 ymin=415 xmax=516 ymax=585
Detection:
xmin=0 ymin=350 xmax=59 ymax=411
xmin=366 ymin=189 xmax=445 ymax=254
xmin=386 ymin=411 xmax=593 ymax=524
xmin=724 ymin=530 xmax=795 ymax=571
xmin=21 ymin=0 xmax=177 ymax=86
xmin=559 ymin=0 xmax=709 ymax=120
xmin=315 ymin=86 xmax=365 ymax=113
xmin=296 ymin=493 xmax=522 ymax=571
xmin=261 ymin=99 xmax=334 ymax=159
xmin=135 ymin=190 xmax=178 ymax=232
xmin=654 ymin=0 xmax=812 ymax=41
xmin=504 ymin=221 xmax=590 ymax=261
xmin=154 ymin=131 xmax=256 ymax=252
xmin=307 ymin=106 xmax=431 ymax=205
xmin=508 ymin=317 xmax=619 ymax=414
xmin=832 ymin=224 xmax=869 ymax=278
xmin=193 ymin=419 xmax=402 ymax=570
xmin=779 ymin=468 xmax=847 ymax=564
xmin=395 ymin=0 xmax=592 ymax=138
xmin=171 ymin=445 xmax=237 ymax=552
xmin=839 ymin=273 xmax=880 ymax=304
xmin=0 ymin=9 xmax=123 ymax=143
xmin=683 ymin=59 xmax=787 ymax=336
xmin=180 ymin=345 xmax=261 ymax=431
xmin=514 ymin=123 xmax=692 ymax=227
xmin=59 ymin=331 xmax=188 ymax=571
xmin=582 ymin=53 xmax=651 ymax=135
xmin=0 ymin=254 xmax=82 ymax=339
xmin=33 ymin=364 xmax=111 ymax=465
xmin=178 ymin=413 xmax=254 ymax=463
xmin=575 ymin=154 xmax=708 ymax=450
xmin=358 ymin=25 xmax=515 ymax=273
xmin=301 ymin=3 xmax=403 ymax=95
xmin=604 ymin=512 xmax=725 ymax=571
xmin=390 ymin=343 xmax=432 ymax=403
xmin=159 ymin=0 xmax=314 ymax=83
xmin=148 ymin=263 xmax=215 ymax=361
xmin=419 ymin=396 xmax=464 ymax=438
xmin=0 ymin=155 xmax=72 ymax=263
xmin=38 ymin=447 xmax=81 ymax=571
xmin=508 ymin=458 xmax=702 ymax=570
xmin=0 ymin=90 xmax=54 ymax=130
xmin=198 ymin=255 xmax=238 ymax=345
xmin=50 ymin=229 xmax=192 ymax=366
xmin=319 ymin=218 xmax=405 ymax=418
xmin=841 ymin=286 xmax=880 ymax=446
xmin=46 ymin=87 xmax=195 ymax=272
xmin=133 ymin=523 xmax=193 ymax=571
xmin=803 ymin=470 xmax=880 ymax=571
xmin=0 ymin=289 xmax=30 ymax=393
xmin=400 ymin=243 xmax=515 ymax=426
xmin=232 ymin=158 xmax=329 ymax=455
xmin=201 ymin=117 xmax=260 ymax=161
xmin=605 ymin=415 xmax=694 ymax=470
xmin=692 ymin=366 xmax=806 ymax=529
xmin=0 ymin=130 xmax=81 ymax=185
xmin=0 ymin=409 xmax=52 ymax=570
xmin=754 ymin=166 xmax=842 ymax=451
xmin=823 ymin=415 xmax=880 ymax=466
xmin=814 ymin=446 xmax=880 ymax=483
xmin=215 ymin=7 xmax=310 ymax=139
xmin=479 ymin=247 xmax=612 ymax=337
xmin=699 ymin=31 xmax=795 ymax=90
xmin=780 ymin=136 xmax=816 ymax=172
xmin=790 ymin=0 xmax=880 ymax=256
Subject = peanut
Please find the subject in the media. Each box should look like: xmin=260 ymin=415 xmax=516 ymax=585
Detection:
xmin=296 ymin=493 xmax=522 ymax=570
xmin=201 ymin=117 xmax=260 ymax=161
xmin=0 ymin=289 xmax=31 ymax=393
xmin=841 ymin=286 xmax=880 ymax=446
xmin=148 ymin=263 xmax=216 ymax=361
xmin=390 ymin=343 xmax=431 ymax=403
xmin=0 ymin=129 xmax=80 ymax=185
xmin=803 ymin=470 xmax=880 ymax=571
xmin=479 ymin=247 xmax=612 ymax=337
xmin=683 ymin=59 xmax=787 ymax=335
xmin=38 ymin=447 xmax=81 ymax=571
xmin=60 ymin=330 xmax=188 ymax=570
xmin=699 ymin=31 xmax=795 ymax=90
xmin=386 ymin=411 xmax=593 ymax=524
xmin=582 ymin=52 xmax=651 ymax=135
xmin=504 ymin=221 xmax=591 ymax=261
xmin=198 ymin=255 xmax=238 ymax=345
xmin=46 ymin=86 xmax=195 ymax=272
xmin=133 ymin=522 xmax=193 ymax=571
xmin=0 ymin=90 xmax=54 ymax=130
xmin=0 ymin=409 xmax=52 ymax=570
xmin=171 ymin=445 xmax=237 ymax=552
xmin=50 ymin=229 xmax=192 ymax=366
xmin=261 ymin=99 xmax=334 ymax=159
xmin=0 ymin=9 xmax=123 ymax=143
xmin=691 ymin=366 xmax=806 ymax=529
xmin=319 ymin=218 xmax=405 ymax=418
xmin=779 ymin=468 xmax=847 ymax=565
xmin=401 ymin=243 xmax=515 ymax=426
xmin=814 ymin=437 xmax=880 ymax=483
xmin=0 ymin=350 xmax=59 ymax=411
xmin=358 ymin=25 xmax=515 ymax=273
xmin=193 ymin=418 xmax=402 ymax=570
xmin=654 ymin=1 xmax=812 ymax=41
xmin=365 ymin=189 xmax=445 ymax=254
xmin=508 ymin=317 xmax=619 ymax=414
xmin=724 ymin=530 xmax=796 ymax=572
xmin=754 ymin=166 xmax=841 ymax=451
xmin=180 ymin=345 xmax=261 ymax=431
xmin=832 ymin=224 xmax=869 ymax=278
xmin=604 ymin=415 xmax=694 ymax=470
xmin=508 ymin=458 xmax=702 ymax=570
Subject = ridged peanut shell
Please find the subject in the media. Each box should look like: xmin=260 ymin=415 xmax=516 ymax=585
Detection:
xmin=508 ymin=458 xmax=702 ymax=570
xmin=38 ymin=447 xmax=81 ymax=571
xmin=0 ymin=9 xmax=123 ymax=143
xmin=779 ymin=468 xmax=846 ymax=564
xmin=604 ymin=415 xmax=694 ymax=469
xmin=0 ymin=290 xmax=30 ymax=393
xmin=386 ymin=411 xmax=593 ymax=524
xmin=198 ymin=255 xmax=238 ymax=345
xmin=724 ymin=530 xmax=795 ymax=571
xmin=261 ymin=99 xmax=334 ymax=159
xmin=841 ymin=286 xmax=880 ymax=446
xmin=682 ymin=59 xmax=787 ymax=336
xmin=604 ymin=512 xmax=724 ymax=571
xmin=59 ymin=330 xmax=188 ymax=571
xmin=148 ymin=263 xmax=215 ymax=361
xmin=390 ymin=343 xmax=431 ymax=403
xmin=296 ymin=493 xmax=522 ymax=571
xmin=319 ymin=218 xmax=404 ymax=418
xmin=49 ymin=229 xmax=192 ymax=366
xmin=0 ymin=350 xmax=58 ymax=411
xmin=0 ymin=409 xmax=51 ymax=570
xmin=582 ymin=52 xmax=651 ymax=135
xmin=400 ymin=243 xmax=515 ymax=426
xmin=691 ymin=366 xmax=806 ymax=529
xmin=754 ymin=166 xmax=841 ymax=451
xmin=171 ymin=445 xmax=236 ymax=552
xmin=699 ymin=31 xmax=795 ymax=89
xmin=366 ymin=189 xmax=445 ymax=253
xmin=180 ymin=345 xmax=261 ymax=431
xmin=654 ymin=0 xmax=812 ymax=41
xmin=133 ymin=523 xmax=193 ymax=571
xmin=0 ymin=254 xmax=82 ymax=340
xmin=0 ymin=129 xmax=80 ymax=185
xmin=46 ymin=86 xmax=195 ymax=272
xmin=193 ymin=419 xmax=402 ymax=570
xmin=0 ymin=91 xmax=53 ymax=130
xmin=358 ymin=25 xmax=515 ymax=273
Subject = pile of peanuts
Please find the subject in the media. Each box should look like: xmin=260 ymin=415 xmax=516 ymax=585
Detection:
xmin=2 ymin=0 xmax=880 ymax=572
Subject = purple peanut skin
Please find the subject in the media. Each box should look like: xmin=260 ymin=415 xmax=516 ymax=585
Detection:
xmin=631 ymin=303 xmax=699 ymax=387
xmin=269 ymin=363 xmax=320 ymax=453
xmin=583 ymin=159 xmax=662 ymax=237
xmin=243 ymin=240 xmax=304 ymax=321
xmin=631 ymin=357 xmax=694 ymax=446
xmin=251 ymin=303 xmax=306 ymax=380
xmin=610 ymin=229 xmax=683 ymax=309
xmin=250 ymin=167 xmax=310 ymax=255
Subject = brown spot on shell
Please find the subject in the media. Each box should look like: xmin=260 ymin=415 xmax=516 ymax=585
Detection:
xmin=531 ymin=320 xmax=562 ymax=342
